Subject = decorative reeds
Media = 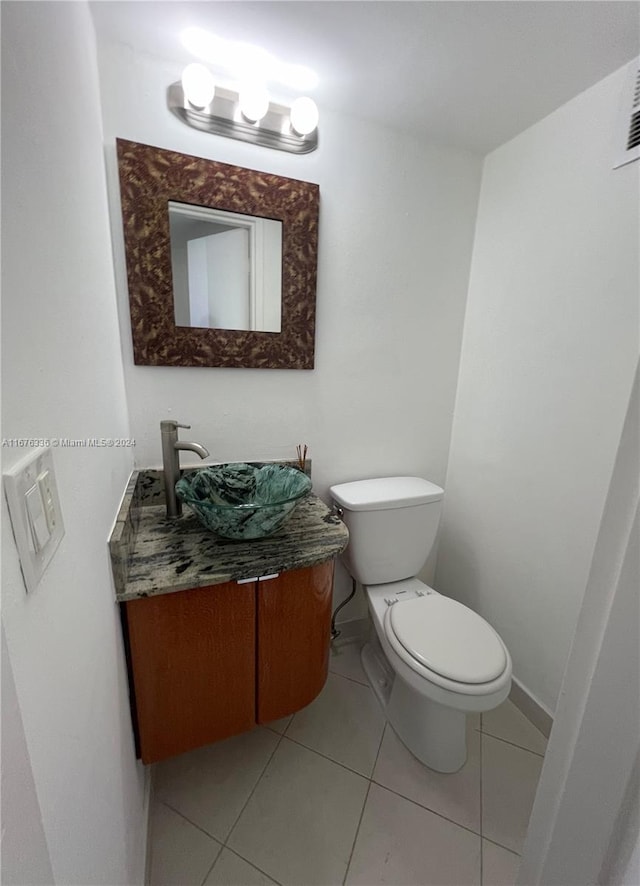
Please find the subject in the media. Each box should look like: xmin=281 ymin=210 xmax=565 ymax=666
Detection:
xmin=296 ymin=444 xmax=308 ymax=473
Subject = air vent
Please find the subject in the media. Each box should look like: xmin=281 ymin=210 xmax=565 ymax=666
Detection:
xmin=614 ymin=58 xmax=640 ymax=169
xmin=627 ymin=108 xmax=640 ymax=150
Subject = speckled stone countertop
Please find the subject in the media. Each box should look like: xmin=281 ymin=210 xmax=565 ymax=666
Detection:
xmin=109 ymin=467 xmax=349 ymax=603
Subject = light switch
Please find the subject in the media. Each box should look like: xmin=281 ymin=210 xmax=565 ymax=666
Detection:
xmin=3 ymin=447 xmax=64 ymax=593
xmin=37 ymin=470 xmax=57 ymax=532
xmin=25 ymin=483 xmax=51 ymax=551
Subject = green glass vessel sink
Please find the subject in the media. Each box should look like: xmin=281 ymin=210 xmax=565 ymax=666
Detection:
xmin=175 ymin=463 xmax=312 ymax=540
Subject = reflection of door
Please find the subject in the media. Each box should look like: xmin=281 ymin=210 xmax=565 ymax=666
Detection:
xmin=169 ymin=201 xmax=282 ymax=332
xmin=187 ymin=228 xmax=249 ymax=330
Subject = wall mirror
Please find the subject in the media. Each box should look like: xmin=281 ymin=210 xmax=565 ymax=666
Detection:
xmin=116 ymin=139 xmax=319 ymax=368
xmin=168 ymin=202 xmax=282 ymax=333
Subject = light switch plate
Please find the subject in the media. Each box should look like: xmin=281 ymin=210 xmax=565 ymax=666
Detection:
xmin=3 ymin=447 xmax=65 ymax=593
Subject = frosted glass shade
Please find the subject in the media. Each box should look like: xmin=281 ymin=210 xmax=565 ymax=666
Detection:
xmin=181 ymin=63 xmax=215 ymax=108
xmin=239 ymin=84 xmax=270 ymax=123
xmin=290 ymin=97 xmax=319 ymax=135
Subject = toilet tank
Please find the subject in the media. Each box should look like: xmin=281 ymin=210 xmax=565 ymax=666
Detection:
xmin=330 ymin=477 xmax=444 ymax=585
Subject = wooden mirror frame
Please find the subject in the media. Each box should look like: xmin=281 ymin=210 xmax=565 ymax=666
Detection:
xmin=116 ymin=139 xmax=319 ymax=369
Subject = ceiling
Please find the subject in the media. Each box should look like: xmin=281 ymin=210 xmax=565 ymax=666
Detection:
xmin=90 ymin=1 xmax=640 ymax=154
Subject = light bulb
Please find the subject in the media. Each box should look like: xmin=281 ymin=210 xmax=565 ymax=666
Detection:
xmin=290 ymin=97 xmax=319 ymax=136
xmin=181 ymin=63 xmax=215 ymax=109
xmin=239 ymin=83 xmax=270 ymax=123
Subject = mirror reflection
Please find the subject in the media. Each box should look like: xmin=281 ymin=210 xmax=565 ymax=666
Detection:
xmin=169 ymin=201 xmax=282 ymax=333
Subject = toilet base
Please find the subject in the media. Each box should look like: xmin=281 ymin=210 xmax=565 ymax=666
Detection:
xmin=361 ymin=636 xmax=468 ymax=773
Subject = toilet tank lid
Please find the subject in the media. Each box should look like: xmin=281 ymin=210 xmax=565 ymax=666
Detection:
xmin=330 ymin=477 xmax=444 ymax=511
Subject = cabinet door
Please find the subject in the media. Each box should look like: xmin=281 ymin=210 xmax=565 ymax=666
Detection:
xmin=125 ymin=582 xmax=255 ymax=764
xmin=257 ymin=562 xmax=334 ymax=723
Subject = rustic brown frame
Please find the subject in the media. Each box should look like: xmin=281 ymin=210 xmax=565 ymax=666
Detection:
xmin=116 ymin=139 xmax=319 ymax=368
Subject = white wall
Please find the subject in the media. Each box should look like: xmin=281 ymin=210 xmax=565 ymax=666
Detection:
xmin=436 ymin=64 xmax=639 ymax=714
xmin=1 ymin=3 xmax=146 ymax=883
xmin=1 ymin=625 xmax=54 ymax=885
xmin=518 ymin=364 xmax=639 ymax=885
xmin=94 ymin=41 xmax=483 ymax=615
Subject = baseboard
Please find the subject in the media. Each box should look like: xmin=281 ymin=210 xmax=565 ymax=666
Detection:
xmin=510 ymin=676 xmax=554 ymax=739
xmin=334 ymin=617 xmax=554 ymax=738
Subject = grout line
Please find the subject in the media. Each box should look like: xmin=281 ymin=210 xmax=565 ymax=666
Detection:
xmin=263 ymin=719 xmax=293 ymax=737
xmin=223 ymin=732 xmax=286 ymax=848
xmin=328 ymin=667 xmax=370 ymax=688
xmin=222 ymin=846 xmax=285 ymax=885
xmin=342 ymin=782 xmax=373 ymax=885
xmin=368 ymin=777 xmax=484 ymax=841
xmin=482 ymin=835 xmax=522 ymax=858
xmin=158 ymin=800 xmax=224 ymax=845
xmin=279 ymin=732 xmax=377 ymax=781
xmin=199 ymin=842 xmax=224 ymax=886
xmin=280 ymin=715 xmax=293 ymax=737
xmin=481 ymin=729 xmax=546 ymax=758
xmin=372 ymin=719 xmax=388 ymax=771
xmin=343 ymin=715 xmax=388 ymax=886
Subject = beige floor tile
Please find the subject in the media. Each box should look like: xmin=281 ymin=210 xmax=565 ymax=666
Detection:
xmin=345 ymin=783 xmax=481 ymax=885
xmin=148 ymin=801 xmax=221 ymax=886
xmin=154 ymin=727 xmax=279 ymax=841
xmin=482 ymin=840 xmax=521 ymax=886
xmin=228 ymin=737 xmax=369 ymax=886
xmin=204 ymin=848 xmax=278 ymax=885
xmin=329 ymin=639 xmax=369 ymax=685
xmin=286 ymin=672 xmax=385 ymax=776
xmin=373 ymin=720 xmax=481 ymax=832
xmin=482 ymin=734 xmax=543 ymax=854
xmin=482 ymin=701 xmax=547 ymax=755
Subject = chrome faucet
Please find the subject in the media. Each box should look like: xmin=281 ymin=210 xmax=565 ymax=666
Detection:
xmin=160 ymin=420 xmax=209 ymax=517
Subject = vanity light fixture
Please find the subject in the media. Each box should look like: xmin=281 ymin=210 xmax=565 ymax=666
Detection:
xmin=168 ymin=60 xmax=319 ymax=153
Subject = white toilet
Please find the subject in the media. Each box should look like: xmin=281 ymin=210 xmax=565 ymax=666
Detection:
xmin=330 ymin=476 xmax=512 ymax=773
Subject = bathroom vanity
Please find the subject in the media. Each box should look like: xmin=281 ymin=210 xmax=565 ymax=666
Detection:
xmin=109 ymin=469 xmax=348 ymax=764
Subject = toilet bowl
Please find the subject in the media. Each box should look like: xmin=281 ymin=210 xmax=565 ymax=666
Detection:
xmin=362 ymin=579 xmax=511 ymax=771
xmin=330 ymin=477 xmax=512 ymax=773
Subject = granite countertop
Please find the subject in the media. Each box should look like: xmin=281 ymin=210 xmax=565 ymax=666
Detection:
xmin=109 ymin=468 xmax=349 ymax=602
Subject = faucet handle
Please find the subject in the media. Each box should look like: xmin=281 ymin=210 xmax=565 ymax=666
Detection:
xmin=161 ymin=420 xmax=191 ymax=431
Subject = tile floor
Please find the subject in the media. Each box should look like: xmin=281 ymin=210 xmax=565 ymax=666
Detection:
xmin=147 ymin=639 xmax=547 ymax=886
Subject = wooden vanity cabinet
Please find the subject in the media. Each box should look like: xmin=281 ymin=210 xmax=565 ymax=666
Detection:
xmin=256 ymin=562 xmax=333 ymax=723
xmin=122 ymin=561 xmax=334 ymax=764
xmin=124 ymin=581 xmax=256 ymax=764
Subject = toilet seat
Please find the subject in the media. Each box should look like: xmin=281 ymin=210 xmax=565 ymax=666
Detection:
xmin=383 ymin=596 xmax=509 ymax=695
